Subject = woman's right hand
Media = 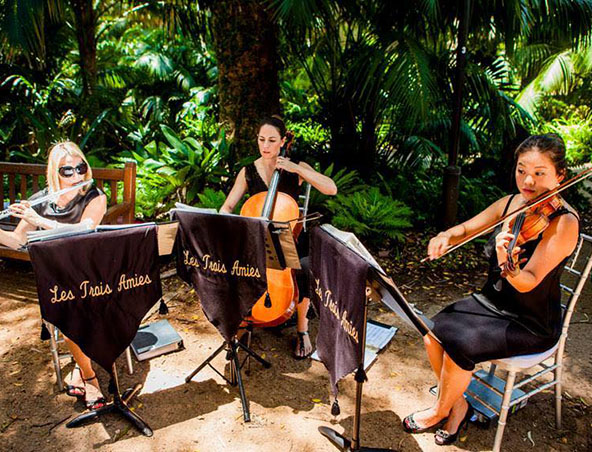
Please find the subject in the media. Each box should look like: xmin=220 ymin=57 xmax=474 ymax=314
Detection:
xmin=9 ymin=201 xmax=44 ymax=228
xmin=427 ymin=232 xmax=451 ymax=260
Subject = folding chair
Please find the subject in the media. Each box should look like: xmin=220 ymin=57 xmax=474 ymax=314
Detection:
xmin=46 ymin=322 xmax=134 ymax=391
xmin=466 ymin=233 xmax=592 ymax=452
xmin=299 ymin=182 xmax=312 ymax=231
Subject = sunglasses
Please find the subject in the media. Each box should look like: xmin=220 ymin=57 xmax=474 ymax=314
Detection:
xmin=58 ymin=162 xmax=88 ymax=178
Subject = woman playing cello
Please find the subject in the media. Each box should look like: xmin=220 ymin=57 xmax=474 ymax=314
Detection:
xmin=220 ymin=116 xmax=337 ymax=358
xmin=403 ymin=134 xmax=579 ymax=445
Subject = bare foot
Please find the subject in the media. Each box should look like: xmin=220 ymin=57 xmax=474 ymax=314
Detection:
xmin=64 ymin=366 xmax=85 ymax=397
xmin=83 ymin=376 xmax=106 ymax=409
xmin=294 ymin=331 xmax=312 ymax=358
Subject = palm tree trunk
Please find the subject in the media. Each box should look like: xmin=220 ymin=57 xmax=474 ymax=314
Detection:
xmin=70 ymin=0 xmax=97 ymax=99
xmin=209 ymin=0 xmax=280 ymax=158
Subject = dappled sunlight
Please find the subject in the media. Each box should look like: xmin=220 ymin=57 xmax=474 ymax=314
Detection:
xmin=1 ymin=265 xmax=591 ymax=450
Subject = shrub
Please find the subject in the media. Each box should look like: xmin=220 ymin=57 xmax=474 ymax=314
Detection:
xmin=307 ymin=163 xmax=363 ymax=212
xmin=326 ymin=187 xmax=413 ymax=247
xmin=195 ymin=188 xmax=227 ymax=210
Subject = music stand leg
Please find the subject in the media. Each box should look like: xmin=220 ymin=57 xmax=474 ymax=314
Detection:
xmin=66 ymin=364 xmax=153 ymax=437
xmin=230 ymin=340 xmax=251 ymax=422
xmin=235 ymin=339 xmax=271 ymax=368
xmin=185 ymin=342 xmax=227 ymax=383
xmin=185 ymin=337 xmax=271 ymax=423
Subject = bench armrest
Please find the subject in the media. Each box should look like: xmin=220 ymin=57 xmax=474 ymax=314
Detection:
xmin=103 ymin=202 xmax=133 ymax=225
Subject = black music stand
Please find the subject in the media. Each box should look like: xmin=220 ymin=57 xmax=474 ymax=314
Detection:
xmin=175 ymin=210 xmax=300 ymax=423
xmin=49 ymin=223 xmax=179 ymax=438
xmin=66 ymin=362 xmax=152 ymax=436
xmin=316 ymin=226 xmax=432 ymax=452
xmin=318 ymin=292 xmax=395 ymax=452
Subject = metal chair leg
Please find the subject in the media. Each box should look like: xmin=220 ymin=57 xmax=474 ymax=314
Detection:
xmin=493 ymin=371 xmax=516 ymax=452
xmin=125 ymin=347 xmax=134 ymax=375
xmin=46 ymin=322 xmax=64 ymax=391
xmin=554 ymin=354 xmax=563 ymax=429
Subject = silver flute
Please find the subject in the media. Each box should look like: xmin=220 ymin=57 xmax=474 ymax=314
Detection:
xmin=0 ymin=179 xmax=94 ymax=221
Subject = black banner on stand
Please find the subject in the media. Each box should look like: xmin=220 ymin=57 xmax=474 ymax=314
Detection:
xmin=172 ymin=210 xmax=268 ymax=341
xmin=310 ymin=226 xmax=369 ymax=395
xmin=29 ymin=225 xmax=162 ymax=371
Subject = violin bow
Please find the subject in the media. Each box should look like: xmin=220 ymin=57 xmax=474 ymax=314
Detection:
xmin=422 ymin=165 xmax=592 ymax=263
xmin=0 ymin=179 xmax=94 ymax=221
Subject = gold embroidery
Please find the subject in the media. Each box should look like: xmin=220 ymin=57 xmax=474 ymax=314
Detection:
xmin=231 ymin=260 xmax=262 ymax=278
xmin=184 ymin=250 xmax=201 ymax=268
xmin=80 ymin=280 xmax=113 ymax=299
xmin=118 ymin=273 xmax=153 ymax=292
xmin=314 ymin=279 xmax=359 ymax=344
xmin=202 ymin=254 xmax=227 ymax=274
xmin=50 ymin=285 xmax=75 ymax=303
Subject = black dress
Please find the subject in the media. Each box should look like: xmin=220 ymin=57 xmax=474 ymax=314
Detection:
xmin=431 ymin=196 xmax=578 ymax=371
xmin=30 ymin=187 xmax=103 ymax=224
xmin=244 ymin=162 xmax=310 ymax=300
xmin=244 ymin=162 xmax=301 ymax=201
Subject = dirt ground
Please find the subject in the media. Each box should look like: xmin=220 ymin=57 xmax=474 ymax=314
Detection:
xmin=1 ymin=233 xmax=591 ymax=452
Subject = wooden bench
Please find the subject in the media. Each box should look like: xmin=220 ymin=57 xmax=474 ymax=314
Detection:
xmin=0 ymin=161 xmax=136 ymax=261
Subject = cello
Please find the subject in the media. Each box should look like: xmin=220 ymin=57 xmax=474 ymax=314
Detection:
xmin=240 ymin=132 xmax=301 ymax=327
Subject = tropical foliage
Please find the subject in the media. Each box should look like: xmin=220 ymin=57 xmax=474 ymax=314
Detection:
xmin=327 ymin=187 xmax=413 ymax=247
xmin=1 ymin=0 xmax=591 ymax=245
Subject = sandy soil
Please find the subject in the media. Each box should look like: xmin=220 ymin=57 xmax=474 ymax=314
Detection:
xmin=1 ymin=241 xmax=591 ymax=452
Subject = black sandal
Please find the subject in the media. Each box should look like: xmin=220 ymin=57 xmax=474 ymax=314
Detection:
xmin=294 ymin=331 xmax=312 ymax=360
xmin=83 ymin=375 xmax=107 ymax=410
xmin=434 ymin=404 xmax=474 ymax=446
xmin=65 ymin=366 xmax=85 ymax=398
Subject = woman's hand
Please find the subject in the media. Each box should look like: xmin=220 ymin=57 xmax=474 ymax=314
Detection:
xmin=276 ymin=156 xmax=301 ymax=174
xmin=495 ymin=228 xmax=521 ymax=267
xmin=9 ymin=201 xmax=45 ymax=228
xmin=427 ymin=233 xmax=451 ymax=260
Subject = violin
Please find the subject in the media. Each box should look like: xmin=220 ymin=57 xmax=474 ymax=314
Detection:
xmin=239 ymin=132 xmax=300 ymax=327
xmin=501 ymin=195 xmax=563 ymax=277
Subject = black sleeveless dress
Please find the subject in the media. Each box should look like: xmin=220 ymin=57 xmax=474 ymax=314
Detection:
xmin=431 ymin=196 xmax=578 ymax=371
xmin=244 ymin=162 xmax=301 ymax=200
xmin=244 ymin=162 xmax=310 ymax=300
xmin=30 ymin=187 xmax=103 ymax=225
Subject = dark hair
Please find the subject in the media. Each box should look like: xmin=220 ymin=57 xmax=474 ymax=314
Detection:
xmin=514 ymin=133 xmax=567 ymax=177
xmin=259 ymin=115 xmax=287 ymax=137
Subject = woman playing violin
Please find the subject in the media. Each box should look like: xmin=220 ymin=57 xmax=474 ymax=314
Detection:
xmin=221 ymin=116 xmax=337 ymax=358
xmin=403 ymin=134 xmax=579 ymax=445
xmin=0 ymin=141 xmax=108 ymax=410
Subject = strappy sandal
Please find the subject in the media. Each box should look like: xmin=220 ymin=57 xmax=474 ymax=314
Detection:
xmin=402 ymin=411 xmax=446 ymax=433
xmin=65 ymin=366 xmax=85 ymax=398
xmin=83 ymin=375 xmax=107 ymax=410
xmin=294 ymin=331 xmax=312 ymax=360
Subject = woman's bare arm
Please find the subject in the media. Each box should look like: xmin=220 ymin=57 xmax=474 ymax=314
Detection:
xmin=220 ymin=168 xmax=248 ymax=214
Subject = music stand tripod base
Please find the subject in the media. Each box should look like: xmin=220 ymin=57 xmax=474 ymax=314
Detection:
xmin=319 ymin=426 xmax=394 ymax=452
xmin=184 ymin=337 xmax=271 ymax=423
xmin=66 ymin=363 xmax=153 ymax=437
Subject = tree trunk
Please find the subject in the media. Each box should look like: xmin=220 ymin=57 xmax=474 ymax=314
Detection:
xmin=70 ymin=0 xmax=97 ymax=99
xmin=209 ymin=0 xmax=281 ymax=159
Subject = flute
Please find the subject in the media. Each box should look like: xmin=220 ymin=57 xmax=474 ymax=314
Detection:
xmin=0 ymin=179 xmax=94 ymax=221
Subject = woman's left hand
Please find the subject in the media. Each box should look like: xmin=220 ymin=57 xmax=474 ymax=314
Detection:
xmin=9 ymin=201 xmax=44 ymax=228
xmin=276 ymin=157 xmax=301 ymax=174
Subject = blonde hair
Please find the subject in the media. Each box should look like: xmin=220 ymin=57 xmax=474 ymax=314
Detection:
xmin=46 ymin=141 xmax=93 ymax=193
